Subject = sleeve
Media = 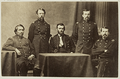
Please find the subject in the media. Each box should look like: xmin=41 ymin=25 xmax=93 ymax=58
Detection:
xmin=28 ymin=39 xmax=35 ymax=55
xmin=93 ymin=24 xmax=99 ymax=44
xmin=28 ymin=23 xmax=35 ymax=43
xmin=71 ymin=22 xmax=79 ymax=45
xmin=47 ymin=24 xmax=52 ymax=39
xmin=91 ymin=41 xmax=104 ymax=56
xmin=2 ymin=38 xmax=16 ymax=51
xmin=69 ymin=36 xmax=75 ymax=53
xmin=99 ymin=40 xmax=115 ymax=57
xmin=49 ymin=37 xmax=54 ymax=53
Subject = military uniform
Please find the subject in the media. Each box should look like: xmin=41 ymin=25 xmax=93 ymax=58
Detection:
xmin=91 ymin=37 xmax=115 ymax=77
xmin=49 ymin=34 xmax=75 ymax=53
xmin=72 ymin=20 xmax=98 ymax=54
xmin=28 ymin=19 xmax=51 ymax=76
xmin=2 ymin=35 xmax=35 ymax=76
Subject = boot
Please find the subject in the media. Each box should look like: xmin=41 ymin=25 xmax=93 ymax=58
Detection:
xmin=33 ymin=68 xmax=41 ymax=76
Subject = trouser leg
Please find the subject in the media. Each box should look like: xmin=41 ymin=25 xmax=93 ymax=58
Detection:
xmin=97 ymin=60 xmax=106 ymax=77
xmin=19 ymin=62 xmax=28 ymax=76
xmin=33 ymin=68 xmax=41 ymax=76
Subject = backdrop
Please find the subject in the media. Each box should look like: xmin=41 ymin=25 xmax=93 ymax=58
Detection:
xmin=1 ymin=2 xmax=118 ymax=46
xmin=1 ymin=2 xmax=118 ymax=77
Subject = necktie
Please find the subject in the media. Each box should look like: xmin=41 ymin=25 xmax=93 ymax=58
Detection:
xmin=59 ymin=36 xmax=63 ymax=47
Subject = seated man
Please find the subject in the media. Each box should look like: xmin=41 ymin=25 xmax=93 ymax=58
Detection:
xmin=2 ymin=24 xmax=35 ymax=76
xmin=49 ymin=23 xmax=75 ymax=53
xmin=91 ymin=27 xmax=115 ymax=77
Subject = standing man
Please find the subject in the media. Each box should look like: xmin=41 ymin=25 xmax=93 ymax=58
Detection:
xmin=2 ymin=24 xmax=35 ymax=76
xmin=91 ymin=27 xmax=115 ymax=77
xmin=28 ymin=8 xmax=51 ymax=76
xmin=49 ymin=23 xmax=75 ymax=53
xmin=72 ymin=9 xmax=98 ymax=54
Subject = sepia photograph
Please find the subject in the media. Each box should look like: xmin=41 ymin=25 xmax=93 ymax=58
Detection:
xmin=1 ymin=1 xmax=118 ymax=77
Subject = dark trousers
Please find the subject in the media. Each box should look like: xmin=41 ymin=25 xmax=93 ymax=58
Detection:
xmin=17 ymin=62 xmax=28 ymax=76
xmin=92 ymin=58 xmax=113 ymax=77
xmin=33 ymin=68 xmax=41 ymax=76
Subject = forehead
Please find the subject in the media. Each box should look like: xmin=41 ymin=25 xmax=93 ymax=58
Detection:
xmin=57 ymin=25 xmax=64 ymax=28
xmin=102 ymin=28 xmax=108 ymax=31
xmin=17 ymin=26 xmax=24 ymax=29
xmin=38 ymin=10 xmax=44 ymax=13
xmin=83 ymin=11 xmax=90 ymax=14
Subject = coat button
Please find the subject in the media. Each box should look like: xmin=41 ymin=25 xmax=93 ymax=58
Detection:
xmin=89 ymin=33 xmax=90 ymax=35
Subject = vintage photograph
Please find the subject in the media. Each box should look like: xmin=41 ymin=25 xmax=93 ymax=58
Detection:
xmin=1 ymin=1 xmax=118 ymax=77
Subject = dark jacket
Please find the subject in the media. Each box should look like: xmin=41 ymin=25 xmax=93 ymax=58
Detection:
xmin=28 ymin=19 xmax=51 ymax=57
xmin=72 ymin=20 xmax=98 ymax=54
xmin=2 ymin=35 xmax=34 ymax=66
xmin=92 ymin=37 xmax=115 ymax=58
xmin=49 ymin=34 xmax=75 ymax=53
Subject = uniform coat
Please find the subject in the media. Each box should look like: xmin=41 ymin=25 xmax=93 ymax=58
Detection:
xmin=72 ymin=20 xmax=98 ymax=54
xmin=49 ymin=34 xmax=75 ymax=53
xmin=2 ymin=35 xmax=34 ymax=67
xmin=91 ymin=37 xmax=115 ymax=77
xmin=28 ymin=19 xmax=51 ymax=57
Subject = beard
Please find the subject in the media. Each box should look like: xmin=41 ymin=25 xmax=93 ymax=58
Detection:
xmin=85 ymin=17 xmax=90 ymax=21
xmin=102 ymin=34 xmax=108 ymax=39
xmin=39 ymin=16 xmax=44 ymax=21
xmin=58 ymin=31 xmax=64 ymax=35
xmin=18 ymin=33 xmax=23 ymax=38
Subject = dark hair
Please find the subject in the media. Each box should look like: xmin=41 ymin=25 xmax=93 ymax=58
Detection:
xmin=14 ymin=24 xmax=25 ymax=33
xmin=36 ymin=8 xmax=46 ymax=14
xmin=56 ymin=23 xmax=65 ymax=30
xmin=101 ymin=26 xmax=109 ymax=31
xmin=82 ymin=9 xmax=90 ymax=14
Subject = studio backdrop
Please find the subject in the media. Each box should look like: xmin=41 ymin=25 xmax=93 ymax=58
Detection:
xmin=1 ymin=2 xmax=118 ymax=46
xmin=1 ymin=2 xmax=118 ymax=76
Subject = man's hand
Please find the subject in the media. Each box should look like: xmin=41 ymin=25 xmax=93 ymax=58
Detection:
xmin=104 ymin=49 xmax=108 ymax=52
xmin=15 ymin=48 xmax=21 ymax=55
xmin=28 ymin=54 xmax=35 ymax=60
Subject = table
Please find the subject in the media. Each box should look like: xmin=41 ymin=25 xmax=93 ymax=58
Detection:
xmin=1 ymin=51 xmax=16 ymax=76
xmin=39 ymin=53 xmax=93 ymax=77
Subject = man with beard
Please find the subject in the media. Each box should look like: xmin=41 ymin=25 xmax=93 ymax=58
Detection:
xmin=28 ymin=8 xmax=51 ymax=76
xmin=49 ymin=23 xmax=75 ymax=53
xmin=72 ymin=9 xmax=98 ymax=54
xmin=2 ymin=24 xmax=35 ymax=76
xmin=91 ymin=27 xmax=115 ymax=77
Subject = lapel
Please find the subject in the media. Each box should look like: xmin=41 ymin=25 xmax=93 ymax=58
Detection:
xmin=62 ymin=34 xmax=66 ymax=48
xmin=56 ymin=34 xmax=59 ymax=49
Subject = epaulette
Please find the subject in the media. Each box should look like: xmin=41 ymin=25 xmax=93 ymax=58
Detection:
xmin=111 ymin=39 xmax=115 ymax=42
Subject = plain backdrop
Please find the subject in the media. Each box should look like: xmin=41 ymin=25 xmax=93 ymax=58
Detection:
xmin=1 ymin=2 xmax=76 ymax=46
